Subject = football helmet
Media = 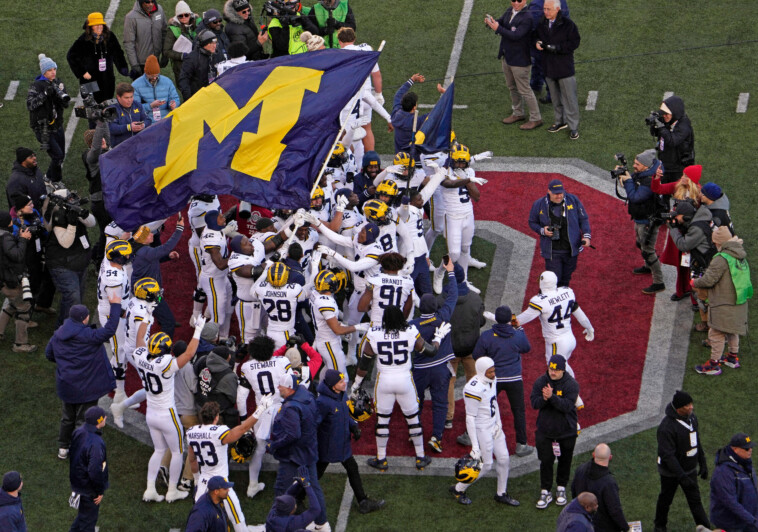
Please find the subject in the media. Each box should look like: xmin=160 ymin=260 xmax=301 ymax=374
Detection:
xmin=376 ymin=179 xmax=399 ymax=202
xmin=133 ymin=277 xmax=163 ymax=303
xmin=105 ymin=239 xmax=133 ymax=265
xmin=451 ymin=144 xmax=471 ymax=168
xmin=348 ymin=387 xmax=374 ymax=422
xmin=267 ymin=262 xmax=290 ymax=288
xmin=311 ymin=186 xmax=325 ymax=211
xmin=392 ymin=151 xmax=413 ymax=171
xmin=230 ymin=432 xmax=257 ymax=463
xmin=147 ymin=332 xmax=172 ymax=358
xmin=314 ymin=270 xmax=339 ymax=293
xmin=329 ymin=142 xmax=348 ymax=167
xmin=363 ymin=199 xmax=390 ymax=226
xmin=330 ymin=268 xmax=348 ymax=294
xmin=455 ymin=454 xmax=482 ymax=484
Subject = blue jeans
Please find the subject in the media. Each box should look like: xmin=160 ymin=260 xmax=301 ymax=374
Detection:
xmin=413 ymin=364 xmax=451 ymax=439
xmin=274 ymin=461 xmax=327 ymax=525
xmin=49 ymin=267 xmax=86 ymax=327
xmin=69 ymin=493 xmax=100 ymax=532
xmin=544 ymin=249 xmax=578 ymax=287
xmin=411 ymin=255 xmax=432 ymax=296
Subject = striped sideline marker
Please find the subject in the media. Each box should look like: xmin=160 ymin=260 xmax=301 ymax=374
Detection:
xmin=736 ymin=93 xmax=749 ymax=113
xmin=585 ymin=90 xmax=598 ymax=111
xmin=3 ymin=80 xmax=19 ymax=100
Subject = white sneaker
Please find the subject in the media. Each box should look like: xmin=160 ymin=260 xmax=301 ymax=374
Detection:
xmin=111 ymin=401 xmax=125 ymax=428
xmin=469 ymin=257 xmax=487 ymax=269
xmin=112 ymin=389 xmax=126 ymax=405
xmin=57 ymin=448 xmax=69 ymax=460
xmin=466 ymin=281 xmax=480 ymax=294
xmin=142 ymin=488 xmax=165 ymax=502
xmin=247 ymin=482 xmax=265 ymax=499
xmin=428 ymin=261 xmax=437 ymax=273
xmin=575 ymin=395 xmax=585 ymax=410
xmin=536 ymin=489 xmax=552 ymax=509
xmin=165 ymin=488 xmax=189 ymax=502
xmin=556 ymin=486 xmax=567 ymax=506
xmin=433 ymin=269 xmax=444 ymax=294
xmin=314 ymin=523 xmax=332 ymax=532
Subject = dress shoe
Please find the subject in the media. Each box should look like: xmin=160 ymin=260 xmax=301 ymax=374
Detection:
xmin=502 ymin=114 xmax=526 ymax=124
xmin=520 ymin=120 xmax=543 ymax=130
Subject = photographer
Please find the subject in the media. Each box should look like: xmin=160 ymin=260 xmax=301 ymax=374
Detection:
xmin=649 ymin=95 xmax=695 ymax=184
xmin=108 ymin=82 xmax=150 ymax=148
xmin=265 ymin=0 xmax=319 ymax=57
xmin=44 ymin=190 xmax=97 ymax=328
xmin=617 ymin=149 xmax=666 ymax=295
xmin=26 ymin=54 xmax=70 ymax=183
xmin=83 ymin=119 xmax=112 ymax=266
xmin=307 ymin=0 xmax=356 ymax=49
xmin=0 ymin=211 xmax=35 ymax=352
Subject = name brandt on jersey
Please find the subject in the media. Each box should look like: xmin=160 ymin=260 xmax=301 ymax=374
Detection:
xmin=548 ymin=292 xmax=572 ymax=306
xmin=380 ymin=278 xmax=404 ymax=286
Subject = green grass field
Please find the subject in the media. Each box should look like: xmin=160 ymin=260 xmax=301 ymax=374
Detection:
xmin=1 ymin=1 xmax=757 ymax=530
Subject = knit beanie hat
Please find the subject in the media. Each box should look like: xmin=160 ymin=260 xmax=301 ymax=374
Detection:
xmin=495 ymin=305 xmax=513 ymax=324
xmin=175 ymin=0 xmax=192 ymax=16
xmin=700 ymin=182 xmax=722 ymax=201
xmin=300 ymin=31 xmax=325 ymax=52
xmin=419 ymin=294 xmax=438 ymax=314
xmin=144 ymin=55 xmax=160 ymax=76
xmin=70 ymin=304 xmax=90 ymax=322
xmin=39 ymin=54 xmax=57 ymax=74
xmin=16 ymin=147 xmax=35 ymax=163
xmin=635 ymin=149 xmax=657 ymax=169
xmin=13 ymin=195 xmax=32 ymax=212
xmin=672 ymin=390 xmax=693 ymax=409
xmin=323 ymin=369 xmax=343 ymax=389
xmin=712 ymin=225 xmax=732 ymax=247
xmin=683 ymin=165 xmax=702 ymax=183
xmin=274 ymin=494 xmax=296 ymax=515
xmin=2 ymin=471 xmax=21 ymax=492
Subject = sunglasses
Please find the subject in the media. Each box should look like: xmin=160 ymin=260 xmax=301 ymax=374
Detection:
xmin=178 ymin=13 xmax=191 ymax=18
xmin=239 ymin=8 xmax=251 ymax=14
xmin=142 ymin=0 xmax=155 ymax=4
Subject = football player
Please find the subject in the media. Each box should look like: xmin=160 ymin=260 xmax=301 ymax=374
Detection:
xmin=515 ymin=271 xmax=594 ymax=408
xmin=187 ymin=194 xmax=221 ymax=325
xmin=97 ymin=239 xmax=132 ymax=403
xmin=309 ymin=186 xmax=341 ymax=232
xmin=351 ymin=305 xmax=450 ymax=471
xmin=199 ymin=210 xmax=234 ymax=340
xmin=253 ymin=262 xmax=306 ymax=349
xmin=329 ymin=188 xmax=363 ymax=258
xmin=227 ymin=235 xmax=266 ymax=344
xmin=133 ymin=316 xmax=207 ymax=502
xmin=238 ymin=335 xmax=294 ymax=499
xmin=188 ymin=399 xmax=271 ymax=532
xmin=449 ymin=357 xmax=519 ymax=506
xmin=358 ymin=252 xmax=415 ymax=325
xmin=110 ymin=276 xmax=163 ymax=426
xmin=433 ymin=144 xmax=488 ymax=294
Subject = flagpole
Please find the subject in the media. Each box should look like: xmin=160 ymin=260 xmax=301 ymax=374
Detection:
xmin=309 ymin=41 xmax=386 ymax=199
xmin=407 ymin=110 xmax=418 ymax=194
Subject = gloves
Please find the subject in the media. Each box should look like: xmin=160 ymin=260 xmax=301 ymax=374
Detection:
xmin=426 ymin=161 xmax=439 ymax=170
xmin=66 ymin=209 xmax=79 ymax=226
xmin=469 ymin=176 xmax=488 ymax=186
xmin=315 ymin=244 xmax=336 ymax=258
xmin=335 ymin=194 xmax=349 ymax=213
xmin=350 ymin=381 xmax=361 ymax=398
xmin=222 ymin=220 xmax=238 ymax=235
xmin=349 ymin=423 xmax=362 ymax=441
xmin=253 ymin=394 xmax=274 ymax=418
xmin=112 ymin=364 xmax=125 ymax=380
xmin=78 ymin=209 xmax=90 ymax=220
xmin=483 ymin=311 xmax=496 ymax=322
xmin=128 ymin=66 xmax=143 ymax=80
xmin=699 ymin=464 xmax=708 ymax=480
xmin=469 ymin=448 xmax=481 ymax=461
xmin=545 ymin=44 xmax=558 ymax=53
xmin=192 ymin=315 xmax=207 ymax=339
xmin=433 ymin=322 xmax=452 ymax=343
xmin=386 ymin=164 xmax=404 ymax=175
xmin=302 ymin=211 xmax=320 ymax=227
xmin=353 ymin=322 xmax=370 ymax=334
xmin=296 ymin=465 xmax=311 ymax=487
xmin=372 ymin=90 xmax=385 ymax=106
xmin=118 ymin=66 xmax=129 ymax=76
xmin=472 ymin=151 xmax=493 ymax=162
xmin=583 ymin=329 xmax=595 ymax=342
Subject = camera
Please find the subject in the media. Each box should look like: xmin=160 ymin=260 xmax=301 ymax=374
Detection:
xmin=48 ymin=190 xmax=89 ymax=217
xmin=548 ymin=220 xmax=562 ymax=241
xmin=659 ymin=212 xmax=677 ymax=221
xmin=35 ymin=119 xmax=50 ymax=151
xmin=15 ymin=216 xmax=44 ymax=239
xmin=645 ymin=110 xmax=664 ymax=127
xmin=262 ymin=0 xmax=297 ymax=18
xmin=49 ymin=82 xmax=71 ymax=105
xmin=609 ymin=153 xmax=628 ymax=179
xmin=20 ymin=275 xmax=33 ymax=302
xmin=74 ymin=82 xmax=118 ymax=122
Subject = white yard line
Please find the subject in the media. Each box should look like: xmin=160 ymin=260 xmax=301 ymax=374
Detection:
xmin=736 ymin=92 xmax=749 ymax=113
xmin=334 ymin=478 xmax=354 ymax=532
xmin=443 ymin=0 xmax=475 ymax=87
xmin=585 ymin=90 xmax=598 ymax=111
xmin=417 ymin=103 xmax=468 ymax=109
xmin=4 ymin=80 xmax=19 ymax=100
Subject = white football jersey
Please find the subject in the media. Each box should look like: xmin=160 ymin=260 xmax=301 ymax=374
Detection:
xmin=365 ymin=273 xmax=414 ymax=325
xmin=253 ymin=281 xmax=305 ymax=333
xmin=398 ymin=205 xmax=427 ymax=258
xmin=353 ymin=218 xmax=398 ymax=255
xmin=293 ymin=228 xmax=319 ymax=270
xmin=188 ymin=196 xmax=221 ymax=232
xmin=97 ymin=260 xmax=130 ymax=304
xmin=442 ymin=168 xmax=475 ymax=217
xmin=124 ymin=298 xmax=154 ymax=353
xmin=463 ymin=376 xmax=498 ymax=429
xmin=348 ymin=239 xmax=383 ymax=293
xmin=310 ymin=292 xmax=340 ymax=344
xmin=186 ymin=423 xmax=231 ymax=478
xmin=528 ymin=287 xmax=578 ymax=341
xmin=365 ymin=324 xmax=420 ymax=375
xmin=200 ymin=228 xmax=228 ymax=278
xmin=132 ymin=347 xmax=179 ymax=409
xmin=228 ymin=244 xmax=265 ymax=301
xmin=251 ymin=231 xmax=280 ymax=260
xmin=240 ymin=356 xmax=292 ymax=403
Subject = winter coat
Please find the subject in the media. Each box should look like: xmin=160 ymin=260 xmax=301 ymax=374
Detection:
xmin=450 ymin=282 xmax=485 ymax=356
xmin=316 ymin=381 xmax=355 ymax=463
xmin=265 ymin=482 xmax=321 ymax=532
xmin=669 ymin=204 xmax=713 ymax=257
xmin=623 ymin=162 xmax=664 ymax=224
xmin=693 ymin=239 xmax=749 ymax=335
xmin=571 ymin=460 xmax=628 ymax=532
xmin=179 ymin=47 xmax=216 ymax=101
xmin=269 ymin=385 xmax=320 ymax=466
xmin=0 ymin=229 xmax=28 ymax=288
xmin=0 ymin=490 xmax=26 ymax=532
xmin=108 ymin=100 xmax=151 ymax=147
xmin=410 ymin=271 xmax=457 ymax=369
xmin=185 ymin=493 xmax=227 ymax=532
xmin=652 ymin=95 xmax=695 ymax=175
xmin=535 ymin=11 xmax=580 ymax=80
xmin=391 ymin=79 xmax=430 ymax=156
xmin=710 ymin=445 xmax=758 ymax=531
xmin=705 ymin=193 xmax=734 ymax=233
xmin=123 ymin=0 xmax=167 ymax=69
xmin=6 ymin=162 xmax=46 ymax=211
xmin=495 ymin=6 xmax=533 ymax=67
xmin=473 ymin=322 xmax=531 ymax=383
xmin=163 ymin=15 xmax=201 ymax=82
xmin=66 ymin=30 xmax=128 ymax=102
xmin=26 ymin=75 xmax=69 ymax=130
xmin=223 ymin=0 xmax=267 ymax=61
xmin=69 ymin=423 xmax=109 ymax=496
xmin=131 ymin=73 xmax=180 ymax=119
xmin=528 ymin=193 xmax=591 ymax=259
xmin=131 ymin=224 xmax=183 ymax=286
xmin=530 ymin=370 xmax=579 ymax=440
xmin=194 ymin=22 xmax=231 ymax=66
xmin=656 ymin=402 xmax=706 ymax=478
xmin=45 ymin=306 xmax=120 ymax=404
xmin=556 ymin=498 xmax=595 ymax=532
xmin=194 ymin=352 xmax=238 ymax=418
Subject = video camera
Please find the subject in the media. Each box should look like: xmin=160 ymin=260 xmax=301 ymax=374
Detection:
xmin=14 ymin=216 xmax=45 ymax=239
xmin=609 ymin=153 xmax=628 ymax=179
xmin=74 ymin=82 xmax=118 ymax=123
xmin=645 ymin=110 xmax=664 ymax=127
xmin=47 ymin=190 xmax=89 ymax=217
xmin=262 ymin=0 xmax=298 ymax=18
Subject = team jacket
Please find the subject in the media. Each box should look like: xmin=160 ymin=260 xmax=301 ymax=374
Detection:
xmin=69 ymin=424 xmax=109 ymax=496
xmin=0 ymin=490 xmax=25 ymax=532
xmin=185 ymin=492 xmax=227 ymax=532
xmin=656 ymin=402 xmax=706 ymax=478
xmin=391 ymin=79 xmax=430 ymax=156
xmin=710 ymin=445 xmax=758 ymax=531
xmin=315 ymin=381 xmax=356 ymax=463
xmin=269 ymin=385 xmax=320 ymax=466
xmin=410 ymin=271 xmax=457 ymax=369
xmin=530 ymin=371 xmax=579 ymax=440
xmin=265 ymin=482 xmax=321 ymax=532
xmin=571 ymin=459 xmax=629 ymax=532
xmin=472 ymin=322 xmax=531 ymax=383
xmin=528 ymin=193 xmax=591 ymax=259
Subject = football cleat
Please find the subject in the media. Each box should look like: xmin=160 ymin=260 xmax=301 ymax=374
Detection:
xmin=367 ymin=457 xmax=388 ymax=471
xmin=142 ymin=488 xmax=165 ymax=502
xmin=468 ymin=257 xmax=487 ymax=269
xmin=536 ymin=490 xmax=553 ymax=509
xmin=247 ymin=482 xmax=265 ymax=499
xmin=556 ymin=486 xmax=567 ymax=506
xmin=57 ymin=448 xmax=69 ymax=460
xmin=177 ymin=478 xmax=193 ymax=492
xmin=466 ymin=281 xmax=480 ymax=294
xmin=157 ymin=466 xmax=168 ymax=487
xmin=449 ymin=485 xmax=472 ymax=505
xmin=165 ymin=488 xmax=189 ymax=503
xmin=111 ymin=401 xmax=125 ymax=428
xmin=454 ymin=454 xmax=481 ymax=483
xmin=416 ymin=455 xmax=432 ymax=470
xmin=432 ymin=268 xmax=444 ymax=294
xmin=428 ymin=436 xmax=443 ymax=453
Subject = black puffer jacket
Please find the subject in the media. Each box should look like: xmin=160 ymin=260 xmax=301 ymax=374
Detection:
xmin=0 ymin=229 xmax=28 ymax=288
xmin=223 ymin=0 xmax=267 ymax=60
xmin=530 ymin=370 xmax=579 ymax=440
xmin=178 ymin=47 xmax=215 ymax=101
xmin=656 ymin=402 xmax=706 ymax=478
xmin=651 ymin=95 xmax=695 ymax=175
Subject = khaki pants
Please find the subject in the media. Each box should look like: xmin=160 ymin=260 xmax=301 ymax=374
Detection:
xmin=0 ymin=286 xmax=31 ymax=344
xmin=502 ymin=59 xmax=541 ymax=122
xmin=446 ymin=355 xmax=476 ymax=422
xmin=161 ymin=413 xmax=199 ymax=482
xmin=708 ymin=328 xmax=739 ymax=362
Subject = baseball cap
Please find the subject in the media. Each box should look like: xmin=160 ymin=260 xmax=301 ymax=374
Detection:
xmin=279 ymin=373 xmax=298 ymax=389
xmin=547 ymin=179 xmax=564 ymax=194
xmin=548 ymin=355 xmax=566 ymax=371
xmin=85 ymin=406 xmax=107 ymax=426
xmin=207 ymin=476 xmax=234 ymax=491
xmin=729 ymin=433 xmax=755 ymax=450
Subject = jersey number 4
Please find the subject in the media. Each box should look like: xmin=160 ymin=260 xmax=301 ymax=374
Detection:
xmin=547 ymin=300 xmax=574 ymax=330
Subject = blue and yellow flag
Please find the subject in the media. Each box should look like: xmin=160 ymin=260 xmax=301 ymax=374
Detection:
xmin=101 ymin=50 xmax=379 ymax=229
xmin=413 ymin=82 xmax=454 ymax=154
